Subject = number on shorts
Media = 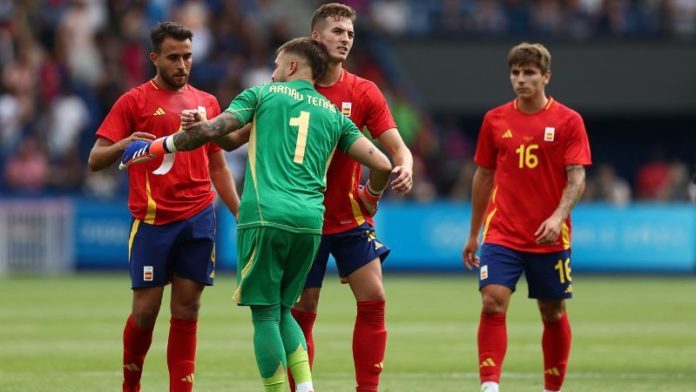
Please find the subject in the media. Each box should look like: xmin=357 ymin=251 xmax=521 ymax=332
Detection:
xmin=554 ymin=257 xmax=572 ymax=284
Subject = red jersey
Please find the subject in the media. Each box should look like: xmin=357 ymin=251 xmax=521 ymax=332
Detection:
xmin=96 ymin=80 xmax=222 ymax=225
xmin=474 ymin=98 xmax=592 ymax=253
xmin=316 ymin=70 xmax=397 ymax=234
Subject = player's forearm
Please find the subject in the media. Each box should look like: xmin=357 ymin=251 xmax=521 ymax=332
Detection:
xmin=174 ymin=113 xmax=241 ymax=151
xmin=380 ymin=128 xmax=413 ymax=172
xmin=551 ymin=165 xmax=586 ymax=220
xmin=210 ymin=167 xmax=240 ymax=218
xmin=365 ymin=147 xmax=393 ymax=193
xmin=88 ymin=140 xmax=124 ymax=171
xmin=469 ymin=167 xmax=495 ymax=237
xmin=212 ymin=123 xmax=251 ymax=151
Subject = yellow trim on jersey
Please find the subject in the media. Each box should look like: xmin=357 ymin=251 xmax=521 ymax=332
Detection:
xmin=348 ymin=170 xmax=366 ymax=226
xmin=247 ymin=115 xmax=263 ymax=224
xmin=561 ymin=221 xmax=570 ymax=249
xmin=544 ymin=97 xmax=555 ymax=110
xmin=481 ymin=186 xmax=498 ymax=241
xmin=128 ymin=219 xmax=141 ymax=262
xmin=149 ymin=79 xmax=159 ymax=89
xmin=323 ymin=148 xmax=336 ymax=186
xmin=144 ymin=174 xmax=156 ymax=224
xmin=482 ymin=208 xmax=497 ymax=241
xmin=232 ymin=235 xmax=258 ymax=304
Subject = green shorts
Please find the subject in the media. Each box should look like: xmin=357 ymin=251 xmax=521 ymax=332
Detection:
xmin=233 ymin=226 xmax=321 ymax=307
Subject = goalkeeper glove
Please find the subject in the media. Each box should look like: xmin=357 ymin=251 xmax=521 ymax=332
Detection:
xmin=357 ymin=181 xmax=383 ymax=216
xmin=118 ymin=136 xmax=176 ymax=170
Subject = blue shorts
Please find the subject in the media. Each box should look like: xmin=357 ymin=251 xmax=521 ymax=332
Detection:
xmin=479 ymin=243 xmax=573 ymax=300
xmin=128 ymin=205 xmax=216 ymax=289
xmin=304 ymin=223 xmax=391 ymax=288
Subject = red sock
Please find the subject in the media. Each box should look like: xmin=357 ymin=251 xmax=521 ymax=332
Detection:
xmin=288 ymin=308 xmax=317 ymax=391
xmin=542 ymin=313 xmax=572 ymax=391
xmin=167 ymin=317 xmax=198 ymax=392
xmin=122 ymin=314 xmax=153 ymax=392
xmin=478 ymin=312 xmax=507 ymax=384
xmin=353 ymin=300 xmax=386 ymax=392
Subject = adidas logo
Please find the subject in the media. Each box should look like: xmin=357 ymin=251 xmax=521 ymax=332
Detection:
xmin=180 ymin=373 xmax=194 ymax=383
xmin=564 ymin=284 xmax=573 ymax=294
xmin=480 ymin=358 xmax=496 ymax=368
xmin=502 ymin=129 xmax=513 ymax=138
xmin=123 ymin=363 xmax=141 ymax=372
xmin=153 ymin=107 xmax=166 ymax=116
xmin=545 ymin=367 xmax=560 ymax=376
xmin=374 ymin=362 xmax=384 ymax=369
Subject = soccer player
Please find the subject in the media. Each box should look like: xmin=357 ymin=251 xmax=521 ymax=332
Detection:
xmin=462 ymin=42 xmax=592 ymax=392
xmin=87 ymin=22 xmax=240 ymax=392
xmin=119 ymin=37 xmax=394 ymax=392
xmin=290 ymin=4 xmax=414 ymax=391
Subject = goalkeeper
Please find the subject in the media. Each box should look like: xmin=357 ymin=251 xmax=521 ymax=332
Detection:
xmin=120 ymin=37 xmax=392 ymax=392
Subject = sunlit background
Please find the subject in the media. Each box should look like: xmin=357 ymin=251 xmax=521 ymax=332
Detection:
xmin=1 ymin=0 xmax=694 ymax=274
xmin=1 ymin=1 xmax=695 ymax=391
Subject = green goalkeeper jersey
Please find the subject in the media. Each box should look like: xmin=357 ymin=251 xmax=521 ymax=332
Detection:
xmin=226 ymin=79 xmax=362 ymax=234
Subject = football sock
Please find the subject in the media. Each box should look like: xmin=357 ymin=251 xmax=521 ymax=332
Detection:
xmin=167 ymin=317 xmax=197 ymax=392
xmin=480 ymin=381 xmax=499 ymax=392
xmin=542 ymin=312 xmax=571 ymax=391
xmin=288 ymin=308 xmax=316 ymax=391
xmin=353 ymin=300 xmax=387 ymax=392
xmin=478 ymin=312 xmax=507 ymax=384
xmin=122 ymin=314 xmax=153 ymax=392
xmin=280 ymin=306 xmax=313 ymax=391
xmin=251 ymin=305 xmax=287 ymax=391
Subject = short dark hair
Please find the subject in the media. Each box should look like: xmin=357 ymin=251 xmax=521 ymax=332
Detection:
xmin=508 ymin=42 xmax=551 ymax=74
xmin=277 ymin=37 xmax=329 ymax=80
xmin=150 ymin=22 xmax=193 ymax=54
xmin=311 ymin=3 xmax=356 ymax=31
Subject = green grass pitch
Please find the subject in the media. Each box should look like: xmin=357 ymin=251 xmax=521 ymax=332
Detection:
xmin=1 ymin=273 xmax=695 ymax=391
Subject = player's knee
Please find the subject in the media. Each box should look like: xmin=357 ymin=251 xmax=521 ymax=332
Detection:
xmin=171 ymin=299 xmax=201 ymax=320
xmin=132 ymin=308 xmax=159 ymax=329
xmin=481 ymin=295 xmax=506 ymax=314
xmin=538 ymin=301 xmax=565 ymax=322
xmin=294 ymin=297 xmax=319 ymax=313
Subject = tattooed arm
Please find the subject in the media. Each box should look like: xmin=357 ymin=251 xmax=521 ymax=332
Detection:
xmin=173 ymin=111 xmax=243 ymax=151
xmin=534 ymin=164 xmax=587 ymax=244
xmin=346 ymin=137 xmax=392 ymax=194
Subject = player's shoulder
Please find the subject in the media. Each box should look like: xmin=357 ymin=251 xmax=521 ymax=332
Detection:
xmin=549 ymin=98 xmax=583 ymax=121
xmin=484 ymin=101 xmax=515 ymax=120
xmin=185 ymin=84 xmax=217 ymax=102
xmin=343 ymin=70 xmax=381 ymax=95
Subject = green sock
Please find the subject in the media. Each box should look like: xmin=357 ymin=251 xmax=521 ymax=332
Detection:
xmin=280 ymin=305 xmax=312 ymax=385
xmin=251 ymin=305 xmax=286 ymax=391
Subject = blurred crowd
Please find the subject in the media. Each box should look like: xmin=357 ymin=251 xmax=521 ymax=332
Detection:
xmin=1 ymin=0 xmax=694 ymax=204
xmin=357 ymin=0 xmax=696 ymax=40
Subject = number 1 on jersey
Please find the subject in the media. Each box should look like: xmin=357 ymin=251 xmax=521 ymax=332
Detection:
xmin=290 ymin=111 xmax=310 ymax=164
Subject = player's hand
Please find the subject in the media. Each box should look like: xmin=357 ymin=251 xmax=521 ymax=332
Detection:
xmin=390 ymin=165 xmax=413 ymax=195
xmin=118 ymin=136 xmax=171 ymax=170
xmin=534 ymin=215 xmax=563 ymax=244
xmin=462 ymin=236 xmax=480 ymax=270
xmin=357 ymin=184 xmax=382 ymax=216
xmin=180 ymin=109 xmax=205 ymax=130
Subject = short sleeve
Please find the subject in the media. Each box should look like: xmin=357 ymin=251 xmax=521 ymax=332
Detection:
xmin=363 ymin=82 xmax=397 ymax=139
xmin=473 ymin=113 xmax=497 ymax=170
xmin=224 ymin=85 xmax=261 ymax=125
xmin=337 ymin=114 xmax=363 ymax=153
xmin=564 ymin=113 xmax=592 ymax=166
xmin=95 ymin=92 xmax=137 ymax=143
